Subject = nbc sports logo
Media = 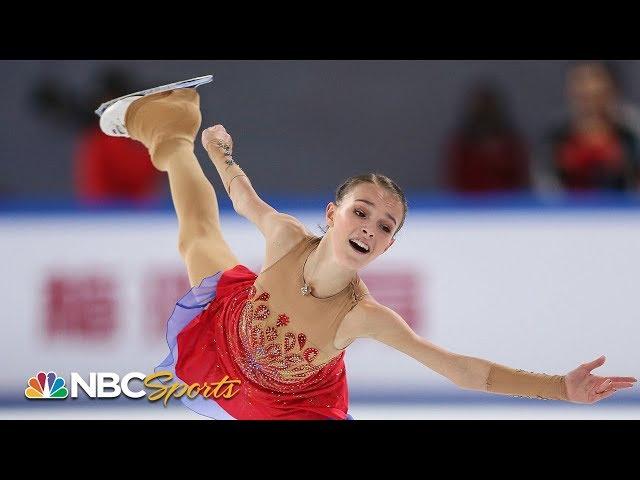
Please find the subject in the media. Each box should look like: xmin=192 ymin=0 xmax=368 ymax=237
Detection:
xmin=22 ymin=370 xmax=240 ymax=404
xmin=25 ymin=371 xmax=69 ymax=399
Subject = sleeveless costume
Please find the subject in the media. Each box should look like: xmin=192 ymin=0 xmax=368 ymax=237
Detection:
xmin=157 ymin=234 xmax=369 ymax=419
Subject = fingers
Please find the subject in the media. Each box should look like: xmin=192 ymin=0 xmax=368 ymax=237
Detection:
xmin=202 ymin=125 xmax=228 ymax=141
xmin=206 ymin=124 xmax=227 ymax=133
xmin=593 ymin=389 xmax=617 ymax=402
xmin=599 ymin=376 xmax=637 ymax=391
xmin=591 ymin=378 xmax=618 ymax=403
xmin=592 ymin=379 xmax=635 ymax=394
xmin=610 ymin=382 xmax=635 ymax=390
xmin=202 ymin=125 xmax=229 ymax=139
xmin=201 ymin=125 xmax=233 ymax=156
xmin=594 ymin=378 xmax=612 ymax=395
xmin=582 ymin=355 xmax=606 ymax=372
xmin=606 ymin=376 xmax=637 ymax=383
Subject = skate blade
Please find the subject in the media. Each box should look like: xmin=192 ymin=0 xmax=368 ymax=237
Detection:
xmin=95 ymin=74 xmax=213 ymax=117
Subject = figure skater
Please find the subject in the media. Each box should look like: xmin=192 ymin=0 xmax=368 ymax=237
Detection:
xmin=97 ymin=76 xmax=636 ymax=420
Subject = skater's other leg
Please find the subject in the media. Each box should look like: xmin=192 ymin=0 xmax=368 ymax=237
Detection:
xmin=127 ymin=89 xmax=240 ymax=286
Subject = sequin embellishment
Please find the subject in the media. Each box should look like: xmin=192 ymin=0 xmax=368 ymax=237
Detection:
xmin=230 ymin=287 xmax=340 ymax=390
xmin=276 ymin=314 xmax=290 ymax=327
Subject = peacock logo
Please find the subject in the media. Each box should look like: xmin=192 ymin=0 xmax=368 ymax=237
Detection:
xmin=25 ymin=371 xmax=69 ymax=399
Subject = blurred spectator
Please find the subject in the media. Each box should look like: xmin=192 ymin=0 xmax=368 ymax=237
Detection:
xmin=543 ymin=62 xmax=640 ymax=192
xmin=443 ymin=83 xmax=530 ymax=193
xmin=31 ymin=67 xmax=163 ymax=202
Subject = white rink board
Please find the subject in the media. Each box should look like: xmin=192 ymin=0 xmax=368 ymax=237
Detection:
xmin=1 ymin=209 xmax=639 ymax=399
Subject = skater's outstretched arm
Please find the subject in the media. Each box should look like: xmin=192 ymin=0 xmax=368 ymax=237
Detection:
xmin=202 ymin=125 xmax=308 ymax=243
xmin=338 ymin=298 xmax=637 ymax=403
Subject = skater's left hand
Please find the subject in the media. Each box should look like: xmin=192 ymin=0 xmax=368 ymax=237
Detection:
xmin=202 ymin=124 xmax=233 ymax=159
xmin=564 ymin=355 xmax=636 ymax=403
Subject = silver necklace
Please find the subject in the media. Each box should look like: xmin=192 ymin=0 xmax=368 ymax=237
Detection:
xmin=301 ymin=243 xmax=355 ymax=298
xmin=300 ymin=244 xmax=317 ymax=296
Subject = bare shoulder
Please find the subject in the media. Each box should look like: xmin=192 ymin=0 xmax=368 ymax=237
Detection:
xmin=237 ymin=194 xmax=312 ymax=245
xmin=335 ymin=295 xmax=411 ymax=349
xmin=270 ymin=212 xmax=312 ymax=237
xmin=235 ymin=194 xmax=318 ymax=272
xmin=260 ymin=213 xmax=314 ymax=273
xmin=266 ymin=212 xmax=314 ymax=251
xmin=334 ymin=294 xmax=416 ymax=349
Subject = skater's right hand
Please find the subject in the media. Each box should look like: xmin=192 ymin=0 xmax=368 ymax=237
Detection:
xmin=202 ymin=125 xmax=233 ymax=159
xmin=564 ymin=355 xmax=636 ymax=404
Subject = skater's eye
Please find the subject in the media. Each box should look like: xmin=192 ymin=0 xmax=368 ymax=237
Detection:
xmin=355 ymin=209 xmax=391 ymax=234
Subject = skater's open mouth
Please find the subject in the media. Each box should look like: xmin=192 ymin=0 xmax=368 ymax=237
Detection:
xmin=348 ymin=239 xmax=370 ymax=254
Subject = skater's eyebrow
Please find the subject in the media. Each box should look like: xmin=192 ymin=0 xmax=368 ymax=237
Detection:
xmin=354 ymin=199 xmax=397 ymax=226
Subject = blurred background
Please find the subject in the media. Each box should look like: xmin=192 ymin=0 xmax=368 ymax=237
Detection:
xmin=2 ymin=60 xmax=640 ymax=419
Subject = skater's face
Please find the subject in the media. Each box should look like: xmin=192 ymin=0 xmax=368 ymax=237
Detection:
xmin=325 ymin=183 xmax=402 ymax=269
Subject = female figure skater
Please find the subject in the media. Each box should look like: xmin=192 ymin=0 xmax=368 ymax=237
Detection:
xmin=98 ymin=77 xmax=636 ymax=420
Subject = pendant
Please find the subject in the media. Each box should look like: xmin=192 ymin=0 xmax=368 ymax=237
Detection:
xmin=300 ymin=283 xmax=310 ymax=296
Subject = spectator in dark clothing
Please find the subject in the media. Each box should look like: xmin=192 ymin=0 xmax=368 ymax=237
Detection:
xmin=545 ymin=62 xmax=640 ymax=192
xmin=443 ymin=83 xmax=530 ymax=193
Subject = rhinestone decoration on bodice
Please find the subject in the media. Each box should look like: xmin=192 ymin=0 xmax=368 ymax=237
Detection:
xmin=229 ymin=285 xmax=339 ymax=392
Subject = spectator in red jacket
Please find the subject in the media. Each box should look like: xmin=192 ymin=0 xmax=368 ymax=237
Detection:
xmin=545 ymin=61 xmax=640 ymax=192
xmin=32 ymin=67 xmax=164 ymax=202
xmin=74 ymin=123 xmax=161 ymax=201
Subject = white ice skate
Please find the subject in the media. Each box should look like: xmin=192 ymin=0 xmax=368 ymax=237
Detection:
xmin=95 ymin=74 xmax=213 ymax=137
